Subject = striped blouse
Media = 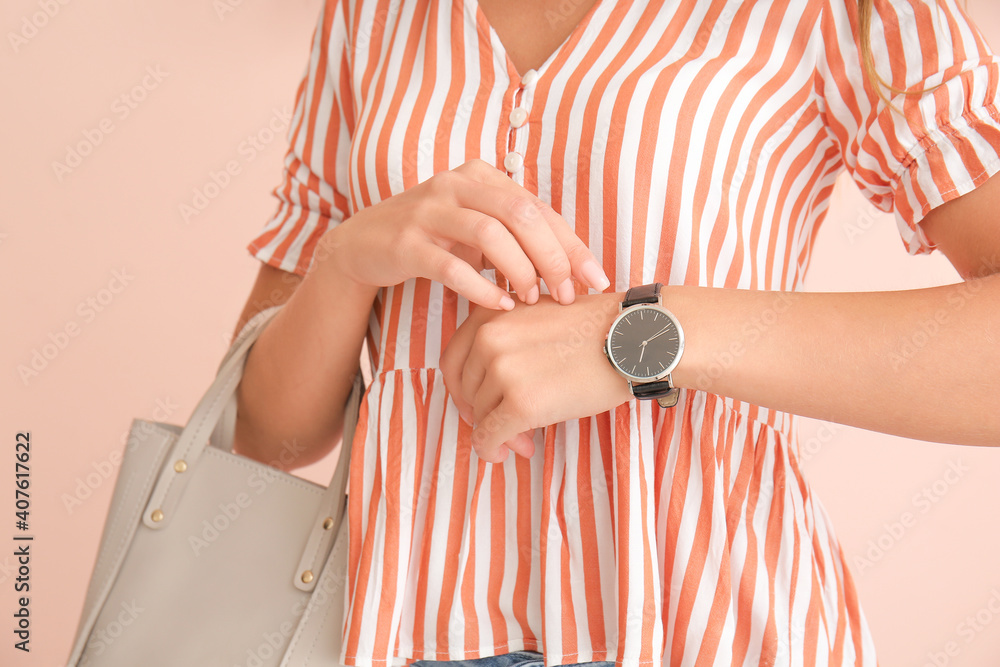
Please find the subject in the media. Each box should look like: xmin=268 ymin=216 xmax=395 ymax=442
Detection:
xmin=246 ymin=0 xmax=1000 ymax=665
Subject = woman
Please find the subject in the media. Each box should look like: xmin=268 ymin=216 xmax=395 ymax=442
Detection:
xmin=232 ymin=0 xmax=1000 ymax=664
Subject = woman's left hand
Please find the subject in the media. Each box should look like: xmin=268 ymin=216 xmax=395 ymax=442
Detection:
xmin=439 ymin=289 xmax=633 ymax=462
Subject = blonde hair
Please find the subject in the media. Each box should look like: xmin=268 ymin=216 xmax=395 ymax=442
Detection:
xmin=857 ymin=0 xmax=890 ymax=102
xmin=857 ymin=0 xmax=963 ymax=106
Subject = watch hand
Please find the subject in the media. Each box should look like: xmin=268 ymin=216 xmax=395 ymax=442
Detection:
xmin=638 ymin=340 xmax=646 ymax=363
xmin=645 ymin=325 xmax=671 ymax=343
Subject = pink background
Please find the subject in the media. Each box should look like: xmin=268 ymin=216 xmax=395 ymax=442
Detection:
xmin=3 ymin=1 xmax=1000 ymax=664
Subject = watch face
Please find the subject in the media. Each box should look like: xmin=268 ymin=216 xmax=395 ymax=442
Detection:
xmin=606 ymin=305 xmax=684 ymax=381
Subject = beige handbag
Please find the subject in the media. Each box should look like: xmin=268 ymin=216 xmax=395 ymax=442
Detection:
xmin=67 ymin=304 xmax=364 ymax=666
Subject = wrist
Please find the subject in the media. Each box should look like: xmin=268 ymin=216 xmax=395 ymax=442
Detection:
xmin=589 ymin=290 xmax=635 ymax=406
xmin=312 ymin=224 xmax=381 ymax=303
xmin=657 ymin=284 xmax=702 ymax=390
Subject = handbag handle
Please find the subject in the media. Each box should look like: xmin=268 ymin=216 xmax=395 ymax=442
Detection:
xmin=207 ymin=309 xmax=265 ymax=452
xmin=207 ymin=301 xmax=308 ymax=452
xmin=139 ymin=304 xmax=366 ymax=592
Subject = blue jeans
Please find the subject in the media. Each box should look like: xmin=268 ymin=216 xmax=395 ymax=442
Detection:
xmin=408 ymin=650 xmax=615 ymax=667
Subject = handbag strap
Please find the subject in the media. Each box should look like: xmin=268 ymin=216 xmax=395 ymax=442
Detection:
xmin=291 ymin=367 xmax=363 ymax=591
xmin=140 ymin=303 xmax=366 ymax=592
xmin=208 ymin=307 xmax=274 ymax=452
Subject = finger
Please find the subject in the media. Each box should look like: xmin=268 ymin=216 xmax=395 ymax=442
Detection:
xmin=414 ymin=244 xmax=515 ymax=311
xmin=472 ymin=397 xmax=527 ymax=462
xmin=449 ymin=177 xmax=572 ymax=305
xmin=469 ymin=370 xmax=534 ymax=459
xmin=428 ymin=205 xmax=539 ymax=303
xmin=454 ymin=161 xmax=610 ymax=299
xmin=438 ymin=304 xmax=494 ymax=420
xmin=449 ymin=242 xmax=487 ymax=273
xmin=545 ymin=217 xmax=612 ymax=295
xmin=450 ymin=246 xmax=498 ymax=273
xmin=468 ymin=372 xmax=509 ymax=462
xmin=507 ymin=430 xmax=536 ymax=458
xmin=460 ymin=344 xmax=487 ymax=415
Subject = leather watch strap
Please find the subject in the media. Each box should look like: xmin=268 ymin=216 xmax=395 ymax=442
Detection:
xmin=621 ymin=282 xmax=679 ymax=407
xmin=631 ymin=379 xmax=680 ymax=408
xmin=630 ymin=378 xmax=673 ymax=398
xmin=623 ymin=282 xmax=663 ymax=307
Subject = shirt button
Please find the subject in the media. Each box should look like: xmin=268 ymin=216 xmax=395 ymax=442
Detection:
xmin=520 ymin=69 xmax=539 ymax=87
xmin=508 ymin=106 xmax=528 ymax=128
xmin=503 ymin=151 xmax=524 ymax=173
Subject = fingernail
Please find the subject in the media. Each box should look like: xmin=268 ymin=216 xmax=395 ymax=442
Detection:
xmin=499 ymin=294 xmax=515 ymax=310
xmin=458 ymin=408 xmax=474 ymax=426
xmin=526 ymin=284 xmax=539 ymax=304
xmin=581 ymin=260 xmax=611 ymax=291
xmin=557 ymin=278 xmax=575 ymax=304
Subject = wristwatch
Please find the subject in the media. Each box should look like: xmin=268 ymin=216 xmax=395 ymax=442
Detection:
xmin=603 ymin=282 xmax=685 ymax=408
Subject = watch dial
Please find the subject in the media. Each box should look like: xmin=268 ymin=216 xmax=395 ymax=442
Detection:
xmin=609 ymin=307 xmax=681 ymax=380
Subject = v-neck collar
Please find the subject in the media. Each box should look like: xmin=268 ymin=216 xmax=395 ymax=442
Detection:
xmin=460 ymin=0 xmax=612 ymax=85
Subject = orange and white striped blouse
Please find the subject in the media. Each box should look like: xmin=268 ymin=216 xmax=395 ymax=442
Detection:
xmin=246 ymin=0 xmax=1000 ymax=664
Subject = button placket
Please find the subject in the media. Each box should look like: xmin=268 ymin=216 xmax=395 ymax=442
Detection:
xmin=503 ymin=68 xmax=537 ymax=181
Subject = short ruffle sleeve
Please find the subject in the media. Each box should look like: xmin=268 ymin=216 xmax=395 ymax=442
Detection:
xmin=246 ymin=0 xmax=355 ymax=276
xmin=817 ymin=0 xmax=1000 ymax=254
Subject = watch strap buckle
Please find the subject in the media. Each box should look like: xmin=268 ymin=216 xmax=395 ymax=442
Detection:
xmin=655 ymin=388 xmax=679 ymax=408
xmin=628 ymin=377 xmax=679 ymax=407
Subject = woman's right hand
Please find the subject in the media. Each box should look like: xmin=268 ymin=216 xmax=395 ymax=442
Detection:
xmin=314 ymin=158 xmax=611 ymax=309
